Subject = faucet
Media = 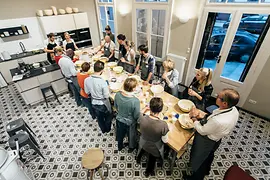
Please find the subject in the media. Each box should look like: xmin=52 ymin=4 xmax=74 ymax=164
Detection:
xmin=19 ymin=42 xmax=26 ymax=53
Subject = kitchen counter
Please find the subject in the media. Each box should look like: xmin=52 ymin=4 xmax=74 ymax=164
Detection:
xmin=11 ymin=61 xmax=68 ymax=105
xmin=10 ymin=62 xmax=60 ymax=82
xmin=1 ymin=46 xmax=93 ymax=83
xmin=0 ymin=49 xmax=45 ymax=63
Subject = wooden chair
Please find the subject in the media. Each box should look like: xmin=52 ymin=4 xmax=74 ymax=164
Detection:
xmin=81 ymin=148 xmax=109 ymax=180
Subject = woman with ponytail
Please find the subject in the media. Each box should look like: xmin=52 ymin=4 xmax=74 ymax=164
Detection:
xmin=187 ymin=68 xmax=213 ymax=110
xmin=119 ymin=40 xmax=136 ymax=73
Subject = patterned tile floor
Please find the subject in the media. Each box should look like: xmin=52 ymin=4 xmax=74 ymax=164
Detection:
xmin=0 ymin=84 xmax=269 ymax=180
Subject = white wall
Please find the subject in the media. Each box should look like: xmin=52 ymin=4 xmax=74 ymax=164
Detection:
xmin=0 ymin=17 xmax=44 ymax=56
xmin=0 ymin=0 xmax=100 ymax=56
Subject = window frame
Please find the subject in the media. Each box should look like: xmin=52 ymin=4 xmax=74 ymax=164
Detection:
xmin=132 ymin=3 xmax=172 ymax=60
xmin=207 ymin=0 xmax=270 ymax=4
xmin=95 ymin=0 xmax=117 ymax=43
xmin=134 ymin=0 xmax=170 ymax=4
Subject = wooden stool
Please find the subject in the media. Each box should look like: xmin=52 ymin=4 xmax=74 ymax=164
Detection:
xmin=82 ymin=148 xmax=109 ymax=180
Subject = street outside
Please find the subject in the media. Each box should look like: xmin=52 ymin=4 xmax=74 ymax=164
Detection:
xmin=203 ymin=59 xmax=245 ymax=81
xmin=202 ymin=13 xmax=265 ymax=81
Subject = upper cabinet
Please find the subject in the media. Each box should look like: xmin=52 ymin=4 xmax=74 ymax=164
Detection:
xmin=38 ymin=16 xmax=62 ymax=35
xmin=58 ymin=15 xmax=76 ymax=31
xmin=38 ymin=13 xmax=89 ymax=36
xmin=73 ymin=13 xmax=89 ymax=29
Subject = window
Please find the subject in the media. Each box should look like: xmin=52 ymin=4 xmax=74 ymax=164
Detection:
xmin=210 ymin=36 xmax=221 ymax=44
xmin=242 ymin=16 xmax=261 ymax=21
xmin=133 ymin=0 xmax=171 ymax=59
xmin=136 ymin=0 xmax=168 ymax=2
xmin=209 ymin=0 xmax=270 ymax=3
xmin=209 ymin=0 xmax=226 ymax=2
xmin=238 ymin=37 xmax=253 ymax=45
xmin=96 ymin=0 xmax=116 ymax=41
xmin=228 ymin=0 xmax=258 ymax=2
xmin=99 ymin=0 xmax=113 ymax=2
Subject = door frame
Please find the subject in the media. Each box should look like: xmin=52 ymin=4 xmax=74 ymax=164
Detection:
xmin=132 ymin=2 xmax=172 ymax=60
xmin=95 ymin=0 xmax=118 ymax=42
xmin=186 ymin=5 xmax=270 ymax=107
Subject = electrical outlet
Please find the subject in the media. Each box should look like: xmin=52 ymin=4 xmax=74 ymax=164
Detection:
xmin=187 ymin=48 xmax=190 ymax=54
xmin=248 ymin=99 xmax=257 ymax=104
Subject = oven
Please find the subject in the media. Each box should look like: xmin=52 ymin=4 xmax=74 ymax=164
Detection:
xmin=77 ymin=28 xmax=91 ymax=41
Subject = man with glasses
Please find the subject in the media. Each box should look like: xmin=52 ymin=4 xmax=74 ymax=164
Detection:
xmin=185 ymin=88 xmax=240 ymax=180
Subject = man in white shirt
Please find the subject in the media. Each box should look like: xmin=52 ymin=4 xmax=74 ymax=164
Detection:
xmin=185 ymin=88 xmax=240 ymax=180
xmin=55 ymin=47 xmax=82 ymax=106
xmin=97 ymin=35 xmax=115 ymax=62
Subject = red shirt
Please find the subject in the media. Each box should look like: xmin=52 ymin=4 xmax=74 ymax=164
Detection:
xmin=55 ymin=55 xmax=62 ymax=64
xmin=55 ymin=55 xmax=78 ymax=64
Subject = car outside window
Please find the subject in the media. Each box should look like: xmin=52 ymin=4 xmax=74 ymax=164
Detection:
xmin=210 ymin=36 xmax=220 ymax=44
xmin=237 ymin=37 xmax=252 ymax=45
xmin=243 ymin=16 xmax=261 ymax=21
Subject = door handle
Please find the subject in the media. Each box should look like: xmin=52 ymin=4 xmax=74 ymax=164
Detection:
xmin=217 ymin=55 xmax=221 ymax=63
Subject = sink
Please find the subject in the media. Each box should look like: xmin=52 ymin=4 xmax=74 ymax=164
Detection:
xmin=10 ymin=49 xmax=44 ymax=59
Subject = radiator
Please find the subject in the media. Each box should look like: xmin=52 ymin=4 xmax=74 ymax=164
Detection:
xmin=166 ymin=53 xmax=187 ymax=83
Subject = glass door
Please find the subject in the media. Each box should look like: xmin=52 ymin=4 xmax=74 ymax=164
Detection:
xmin=135 ymin=7 xmax=168 ymax=59
xmin=221 ymin=13 xmax=270 ymax=82
xmin=99 ymin=5 xmax=115 ymax=39
xmin=196 ymin=12 xmax=233 ymax=70
xmin=150 ymin=9 xmax=166 ymax=58
xmin=194 ymin=9 xmax=270 ymax=106
xmin=136 ymin=9 xmax=148 ymax=47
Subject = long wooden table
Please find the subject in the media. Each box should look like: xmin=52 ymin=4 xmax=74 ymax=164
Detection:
xmin=75 ymin=53 xmax=195 ymax=172
xmin=99 ymin=64 xmax=195 ymax=172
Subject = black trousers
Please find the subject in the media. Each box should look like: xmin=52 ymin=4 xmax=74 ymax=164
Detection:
xmin=92 ymin=104 xmax=112 ymax=133
xmin=81 ymin=96 xmax=96 ymax=119
xmin=116 ymin=121 xmax=137 ymax=150
xmin=137 ymin=149 xmax=157 ymax=173
xmin=189 ymin=141 xmax=221 ymax=180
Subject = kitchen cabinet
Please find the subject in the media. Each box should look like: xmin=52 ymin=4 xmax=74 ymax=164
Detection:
xmin=73 ymin=13 xmax=89 ymax=29
xmin=51 ymin=79 xmax=67 ymax=94
xmin=58 ymin=15 xmax=76 ymax=32
xmin=37 ymin=73 xmax=53 ymax=85
xmin=38 ymin=16 xmax=62 ymax=36
xmin=17 ymin=77 xmax=39 ymax=92
xmin=0 ymin=53 xmax=47 ymax=83
xmin=38 ymin=13 xmax=90 ymax=37
xmin=23 ymin=53 xmax=47 ymax=64
xmin=21 ymin=87 xmax=43 ymax=105
xmin=13 ymin=68 xmax=67 ymax=105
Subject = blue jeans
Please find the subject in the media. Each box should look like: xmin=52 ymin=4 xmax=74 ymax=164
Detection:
xmin=116 ymin=121 xmax=137 ymax=150
xmin=81 ymin=96 xmax=96 ymax=119
xmin=70 ymin=77 xmax=82 ymax=106
xmin=92 ymin=104 xmax=112 ymax=133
